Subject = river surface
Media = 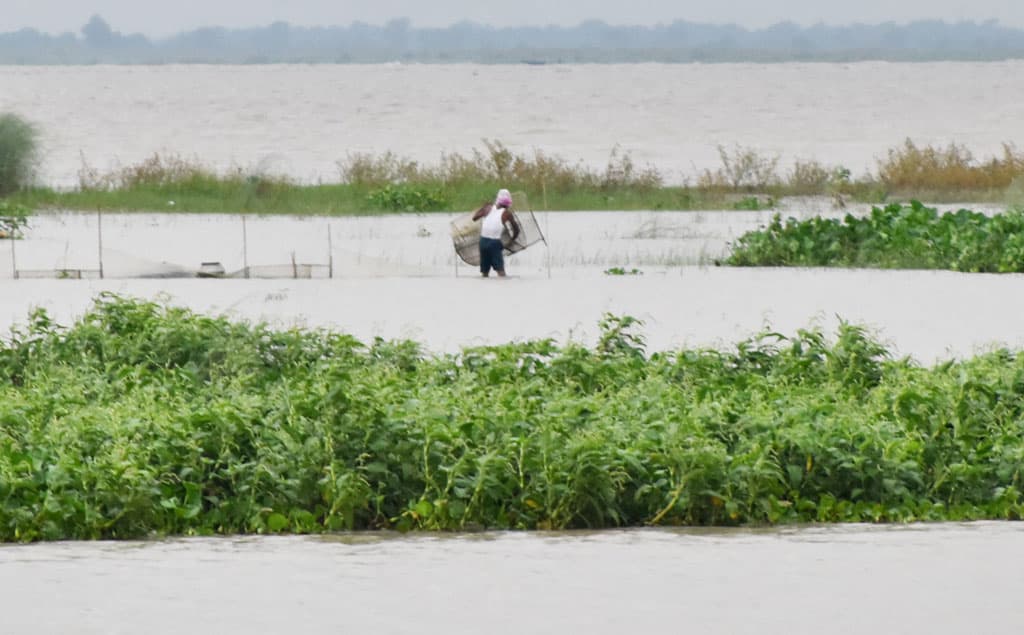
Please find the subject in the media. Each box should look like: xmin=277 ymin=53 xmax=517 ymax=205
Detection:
xmin=3 ymin=64 xmax=1023 ymax=632
xmin=3 ymin=62 xmax=1024 ymax=187
xmin=1 ymin=523 xmax=1021 ymax=634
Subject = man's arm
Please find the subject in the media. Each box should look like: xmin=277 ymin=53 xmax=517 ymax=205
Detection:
xmin=472 ymin=202 xmax=492 ymax=221
xmin=502 ymin=209 xmax=521 ymax=241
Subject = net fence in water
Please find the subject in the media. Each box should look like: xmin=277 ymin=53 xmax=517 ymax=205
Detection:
xmin=450 ymin=191 xmax=546 ymax=266
xmin=228 ymin=264 xmax=332 ymax=279
xmin=14 ymin=268 xmax=103 ymax=280
xmin=13 ymin=263 xmax=329 ymax=280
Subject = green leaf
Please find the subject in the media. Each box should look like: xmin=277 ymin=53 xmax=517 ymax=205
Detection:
xmin=267 ymin=513 xmax=289 ymax=532
xmin=415 ymin=500 xmax=434 ymax=518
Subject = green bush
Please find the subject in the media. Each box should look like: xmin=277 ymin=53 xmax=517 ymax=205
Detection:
xmin=1 ymin=295 xmax=1023 ymax=541
xmin=0 ymin=113 xmax=39 ymax=196
xmin=367 ymin=183 xmax=451 ymax=212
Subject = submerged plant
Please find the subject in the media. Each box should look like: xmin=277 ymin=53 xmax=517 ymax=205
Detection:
xmin=603 ymin=267 xmax=643 ymax=276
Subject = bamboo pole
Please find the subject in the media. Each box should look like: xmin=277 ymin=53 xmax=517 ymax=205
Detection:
xmin=97 ymin=207 xmax=104 ymax=279
xmin=241 ymin=215 xmax=249 ymax=279
xmin=10 ymin=231 xmax=17 ymax=280
xmin=327 ymin=224 xmax=334 ymax=279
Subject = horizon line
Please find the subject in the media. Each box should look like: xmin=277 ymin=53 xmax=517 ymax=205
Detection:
xmin=4 ymin=15 xmax=1018 ymax=39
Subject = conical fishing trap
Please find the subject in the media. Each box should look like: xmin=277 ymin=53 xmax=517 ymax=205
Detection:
xmin=449 ymin=191 xmax=546 ymax=266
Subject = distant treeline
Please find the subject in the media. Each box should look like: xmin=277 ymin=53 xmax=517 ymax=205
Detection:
xmin=4 ymin=15 xmax=1024 ymax=63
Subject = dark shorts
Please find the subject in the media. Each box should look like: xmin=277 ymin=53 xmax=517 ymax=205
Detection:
xmin=479 ymin=236 xmax=504 ymax=274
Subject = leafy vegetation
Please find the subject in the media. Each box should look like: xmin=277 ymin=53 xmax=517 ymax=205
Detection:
xmin=731 ymin=196 xmax=775 ymax=211
xmin=1 ymin=295 xmax=1022 ymax=542
xmin=725 ymin=201 xmax=1024 ymax=272
xmin=603 ymin=267 xmax=643 ymax=276
xmin=0 ymin=200 xmax=30 ymax=238
xmin=0 ymin=113 xmax=39 ymax=196
xmin=366 ymin=184 xmax=451 ymax=212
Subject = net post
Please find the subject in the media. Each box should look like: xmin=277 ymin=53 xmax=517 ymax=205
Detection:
xmin=327 ymin=223 xmax=334 ymax=279
xmin=97 ymin=206 xmax=104 ymax=280
xmin=10 ymin=229 xmax=17 ymax=280
xmin=241 ymin=214 xmax=249 ymax=279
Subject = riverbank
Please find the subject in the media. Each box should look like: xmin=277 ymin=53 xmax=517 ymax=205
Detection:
xmin=6 ymin=138 xmax=1024 ymax=214
xmin=8 ymin=178 xmax=1017 ymax=216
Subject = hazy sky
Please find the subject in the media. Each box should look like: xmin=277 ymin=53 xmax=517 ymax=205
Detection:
xmin=5 ymin=0 xmax=1024 ymax=36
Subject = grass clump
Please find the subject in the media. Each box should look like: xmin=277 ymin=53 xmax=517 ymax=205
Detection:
xmin=0 ymin=113 xmax=39 ymax=196
xmin=699 ymin=144 xmax=782 ymax=190
xmin=725 ymin=200 xmax=1024 ymax=272
xmin=339 ymin=139 xmax=665 ymax=210
xmin=1 ymin=295 xmax=1023 ymax=542
xmin=0 ymin=200 xmax=31 ymax=238
xmin=340 ymin=139 xmax=663 ymax=194
xmin=878 ymin=140 xmax=1024 ymax=192
xmin=603 ymin=267 xmax=643 ymax=276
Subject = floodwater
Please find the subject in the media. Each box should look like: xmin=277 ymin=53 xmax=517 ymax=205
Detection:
xmin=2 ymin=208 xmax=1023 ymax=364
xmin=4 ymin=62 xmax=1024 ymax=629
xmin=2 ymin=63 xmax=1024 ymax=187
xmin=1 ymin=523 xmax=1022 ymax=634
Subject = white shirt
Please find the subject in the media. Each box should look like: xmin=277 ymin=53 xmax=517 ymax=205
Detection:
xmin=481 ymin=204 xmax=506 ymax=239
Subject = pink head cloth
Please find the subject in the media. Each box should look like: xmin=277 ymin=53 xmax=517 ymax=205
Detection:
xmin=496 ymin=189 xmax=512 ymax=207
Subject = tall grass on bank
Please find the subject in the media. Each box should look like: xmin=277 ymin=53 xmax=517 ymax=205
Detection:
xmin=1 ymin=295 xmax=1022 ymax=542
xmin=339 ymin=139 xmax=663 ymax=193
xmin=13 ymin=142 xmax=674 ymax=214
xmin=725 ymin=201 xmax=1024 ymax=272
xmin=879 ymin=140 xmax=1024 ymax=192
xmin=11 ymin=138 xmax=1024 ymax=214
xmin=0 ymin=113 xmax=39 ymax=197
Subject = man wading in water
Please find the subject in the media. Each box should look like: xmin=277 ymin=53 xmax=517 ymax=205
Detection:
xmin=472 ymin=189 xmax=521 ymax=277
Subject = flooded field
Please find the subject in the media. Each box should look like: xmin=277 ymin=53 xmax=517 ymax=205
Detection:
xmin=5 ymin=60 xmax=1024 ymax=632
xmin=2 ymin=523 xmax=1022 ymax=634
xmin=3 ymin=209 xmax=1024 ymax=632
xmin=1 ymin=207 xmax=1021 ymax=363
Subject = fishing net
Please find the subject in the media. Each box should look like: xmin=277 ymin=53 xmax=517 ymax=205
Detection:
xmin=228 ymin=263 xmax=332 ymax=279
xmin=14 ymin=268 xmax=103 ymax=280
xmin=450 ymin=191 xmax=546 ymax=266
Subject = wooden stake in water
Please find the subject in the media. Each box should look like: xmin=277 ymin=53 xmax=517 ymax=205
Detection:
xmin=545 ymin=210 xmax=552 ymax=280
xmin=241 ymin=215 xmax=249 ymax=279
xmin=10 ymin=229 xmax=17 ymax=280
xmin=327 ymin=224 xmax=334 ymax=279
xmin=97 ymin=207 xmax=104 ymax=279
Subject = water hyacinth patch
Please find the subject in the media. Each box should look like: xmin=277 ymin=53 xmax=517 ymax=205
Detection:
xmin=0 ymin=295 xmax=1022 ymax=542
xmin=725 ymin=201 xmax=1024 ymax=272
